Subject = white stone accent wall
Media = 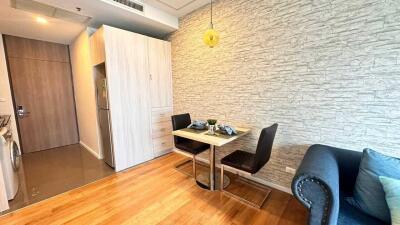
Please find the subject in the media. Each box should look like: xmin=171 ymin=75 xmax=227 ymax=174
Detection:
xmin=168 ymin=0 xmax=400 ymax=188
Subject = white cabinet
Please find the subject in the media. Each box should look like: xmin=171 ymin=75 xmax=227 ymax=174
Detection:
xmin=90 ymin=25 xmax=173 ymax=171
xmin=150 ymin=107 xmax=173 ymax=157
xmin=90 ymin=26 xmax=105 ymax=66
xmin=148 ymin=38 xmax=173 ymax=109
xmin=148 ymin=37 xmax=173 ymax=157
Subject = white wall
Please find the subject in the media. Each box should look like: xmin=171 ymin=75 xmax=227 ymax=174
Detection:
xmin=69 ymin=30 xmax=102 ymax=159
xmin=0 ymin=34 xmax=19 ymax=147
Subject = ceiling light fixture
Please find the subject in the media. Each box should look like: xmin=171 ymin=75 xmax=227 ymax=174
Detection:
xmin=11 ymin=0 xmax=91 ymax=24
xmin=36 ymin=16 xmax=48 ymax=24
xmin=203 ymin=0 xmax=219 ymax=48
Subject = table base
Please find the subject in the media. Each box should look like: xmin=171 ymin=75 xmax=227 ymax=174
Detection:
xmin=175 ymin=159 xmax=230 ymax=190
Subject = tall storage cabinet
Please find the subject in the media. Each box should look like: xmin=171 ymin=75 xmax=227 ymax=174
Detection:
xmin=90 ymin=25 xmax=173 ymax=172
xmin=148 ymin=37 xmax=173 ymax=108
xmin=148 ymin=37 xmax=174 ymax=157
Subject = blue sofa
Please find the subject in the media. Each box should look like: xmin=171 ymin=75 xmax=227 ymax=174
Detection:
xmin=291 ymin=144 xmax=389 ymax=225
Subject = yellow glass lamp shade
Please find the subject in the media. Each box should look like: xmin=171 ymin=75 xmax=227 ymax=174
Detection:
xmin=203 ymin=28 xmax=219 ymax=48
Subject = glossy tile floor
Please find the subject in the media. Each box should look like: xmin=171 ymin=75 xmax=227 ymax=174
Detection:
xmin=4 ymin=144 xmax=115 ymax=213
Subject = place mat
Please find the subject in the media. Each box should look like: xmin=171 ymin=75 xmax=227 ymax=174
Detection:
xmin=180 ymin=128 xmax=207 ymax=134
xmin=204 ymin=130 xmax=245 ymax=139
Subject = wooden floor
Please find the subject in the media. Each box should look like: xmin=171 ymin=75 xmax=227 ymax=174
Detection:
xmin=0 ymin=153 xmax=308 ymax=225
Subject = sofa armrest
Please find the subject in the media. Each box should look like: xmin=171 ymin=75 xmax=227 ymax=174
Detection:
xmin=291 ymin=144 xmax=340 ymax=225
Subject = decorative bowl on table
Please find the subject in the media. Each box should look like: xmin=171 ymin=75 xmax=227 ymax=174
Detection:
xmin=187 ymin=120 xmax=207 ymax=130
xmin=217 ymin=124 xmax=237 ymax=136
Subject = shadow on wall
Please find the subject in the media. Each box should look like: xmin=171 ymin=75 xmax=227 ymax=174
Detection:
xmin=254 ymin=144 xmax=310 ymax=188
xmin=196 ymin=138 xmax=310 ymax=189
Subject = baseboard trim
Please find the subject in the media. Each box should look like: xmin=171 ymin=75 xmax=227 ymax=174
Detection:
xmin=248 ymin=176 xmax=292 ymax=194
xmin=79 ymin=141 xmax=102 ymax=159
xmin=195 ymin=157 xmax=292 ymax=195
xmin=154 ymin=149 xmax=173 ymax=158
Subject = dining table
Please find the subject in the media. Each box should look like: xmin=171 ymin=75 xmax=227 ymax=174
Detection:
xmin=172 ymin=127 xmax=251 ymax=191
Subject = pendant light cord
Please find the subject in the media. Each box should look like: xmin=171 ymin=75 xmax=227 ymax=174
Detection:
xmin=211 ymin=0 xmax=213 ymax=24
xmin=210 ymin=0 xmax=213 ymax=27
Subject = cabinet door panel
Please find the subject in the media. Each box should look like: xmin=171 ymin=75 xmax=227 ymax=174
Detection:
xmin=151 ymin=121 xmax=172 ymax=138
xmin=90 ymin=27 xmax=105 ymax=66
xmin=148 ymin=38 xmax=173 ymax=108
xmin=151 ymin=108 xmax=172 ymax=124
xmin=152 ymin=136 xmax=173 ymax=154
xmin=103 ymin=26 xmax=153 ymax=172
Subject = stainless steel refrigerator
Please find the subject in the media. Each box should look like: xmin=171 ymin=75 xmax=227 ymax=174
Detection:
xmin=96 ymin=77 xmax=115 ymax=168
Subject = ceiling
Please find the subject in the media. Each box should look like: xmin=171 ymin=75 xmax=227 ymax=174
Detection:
xmin=37 ymin=0 xmax=179 ymax=36
xmin=0 ymin=0 xmax=85 ymax=44
xmin=0 ymin=0 xmax=208 ymax=44
xmin=145 ymin=0 xmax=209 ymax=17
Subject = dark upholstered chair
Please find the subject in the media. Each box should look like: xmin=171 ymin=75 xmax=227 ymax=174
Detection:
xmin=220 ymin=123 xmax=278 ymax=208
xmin=292 ymin=144 xmax=389 ymax=225
xmin=171 ymin=113 xmax=209 ymax=180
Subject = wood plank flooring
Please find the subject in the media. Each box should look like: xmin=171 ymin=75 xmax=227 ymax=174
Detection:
xmin=0 ymin=153 xmax=308 ymax=225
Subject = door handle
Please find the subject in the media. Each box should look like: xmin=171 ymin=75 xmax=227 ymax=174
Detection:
xmin=17 ymin=105 xmax=30 ymax=118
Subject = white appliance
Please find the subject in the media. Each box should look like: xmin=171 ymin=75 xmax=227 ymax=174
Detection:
xmin=0 ymin=127 xmax=21 ymax=200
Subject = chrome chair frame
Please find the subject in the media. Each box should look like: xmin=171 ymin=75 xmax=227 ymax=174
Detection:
xmin=220 ymin=124 xmax=278 ymax=209
xmin=173 ymin=148 xmax=199 ymax=180
xmin=220 ymin=164 xmax=271 ymax=209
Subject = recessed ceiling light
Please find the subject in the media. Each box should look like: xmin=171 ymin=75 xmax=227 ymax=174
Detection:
xmin=12 ymin=0 xmax=91 ymax=24
xmin=36 ymin=16 xmax=48 ymax=24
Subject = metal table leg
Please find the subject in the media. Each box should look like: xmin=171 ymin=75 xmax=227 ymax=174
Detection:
xmin=209 ymin=145 xmax=215 ymax=191
xmin=195 ymin=145 xmax=227 ymax=191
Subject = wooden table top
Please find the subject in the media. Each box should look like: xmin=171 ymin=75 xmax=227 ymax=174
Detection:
xmin=172 ymin=127 xmax=251 ymax=147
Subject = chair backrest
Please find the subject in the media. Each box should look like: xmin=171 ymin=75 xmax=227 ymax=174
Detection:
xmin=171 ymin=113 xmax=191 ymax=144
xmin=253 ymin=123 xmax=278 ymax=173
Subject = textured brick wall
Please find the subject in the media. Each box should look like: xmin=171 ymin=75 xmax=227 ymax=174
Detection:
xmin=168 ymin=0 xmax=400 ymax=188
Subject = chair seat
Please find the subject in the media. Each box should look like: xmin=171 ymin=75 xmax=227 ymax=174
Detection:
xmin=175 ymin=139 xmax=209 ymax=155
xmin=221 ymin=150 xmax=256 ymax=174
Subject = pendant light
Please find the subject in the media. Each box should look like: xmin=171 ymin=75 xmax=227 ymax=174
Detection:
xmin=203 ymin=0 xmax=219 ymax=48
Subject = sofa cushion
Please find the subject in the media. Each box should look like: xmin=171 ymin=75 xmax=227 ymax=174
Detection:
xmin=379 ymin=176 xmax=400 ymax=225
xmin=340 ymin=196 xmax=387 ymax=225
xmin=347 ymin=149 xmax=400 ymax=223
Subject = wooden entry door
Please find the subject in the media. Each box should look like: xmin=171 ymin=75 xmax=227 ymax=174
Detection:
xmin=4 ymin=35 xmax=79 ymax=153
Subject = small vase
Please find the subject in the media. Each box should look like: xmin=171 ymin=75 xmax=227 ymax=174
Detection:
xmin=208 ymin=125 xmax=215 ymax=135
